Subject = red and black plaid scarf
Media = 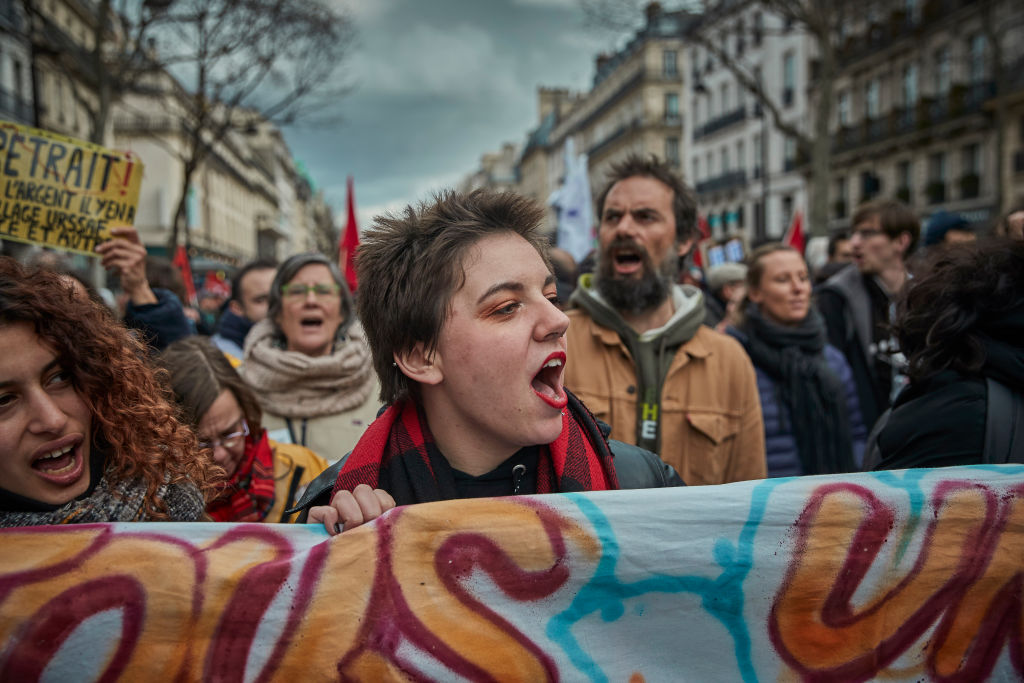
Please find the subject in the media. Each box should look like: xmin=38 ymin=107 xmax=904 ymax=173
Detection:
xmin=332 ymin=389 xmax=619 ymax=505
xmin=206 ymin=430 xmax=276 ymax=522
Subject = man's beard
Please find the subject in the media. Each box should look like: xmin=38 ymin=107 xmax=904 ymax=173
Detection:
xmin=595 ymin=238 xmax=679 ymax=315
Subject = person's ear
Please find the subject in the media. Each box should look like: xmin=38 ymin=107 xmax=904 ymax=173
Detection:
xmin=896 ymin=231 xmax=912 ymax=256
xmin=394 ymin=343 xmax=442 ymax=386
xmin=677 ymin=236 xmax=696 ymax=259
xmin=228 ymin=299 xmax=244 ymax=317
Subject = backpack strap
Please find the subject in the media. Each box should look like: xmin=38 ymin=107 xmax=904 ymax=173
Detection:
xmin=983 ymin=377 xmax=1024 ymax=464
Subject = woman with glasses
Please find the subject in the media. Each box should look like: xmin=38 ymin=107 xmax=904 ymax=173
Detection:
xmin=160 ymin=337 xmax=328 ymax=522
xmin=0 ymin=258 xmax=216 ymax=527
xmin=240 ymin=253 xmax=380 ymax=462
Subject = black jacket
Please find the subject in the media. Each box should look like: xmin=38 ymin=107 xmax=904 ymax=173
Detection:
xmin=871 ymin=370 xmax=987 ymax=470
xmin=816 ymin=265 xmax=892 ymax=427
xmin=290 ymin=436 xmax=683 ymax=522
xmin=872 ymin=313 xmax=1024 ymax=470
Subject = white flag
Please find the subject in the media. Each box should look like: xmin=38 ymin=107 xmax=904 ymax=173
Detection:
xmin=549 ymin=138 xmax=594 ymax=263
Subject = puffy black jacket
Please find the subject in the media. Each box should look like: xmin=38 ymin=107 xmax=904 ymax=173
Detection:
xmin=289 ymin=437 xmax=683 ymax=522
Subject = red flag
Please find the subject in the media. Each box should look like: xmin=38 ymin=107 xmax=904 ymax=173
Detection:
xmin=202 ymin=270 xmax=231 ymax=298
xmin=171 ymin=245 xmax=198 ymax=306
xmin=692 ymin=215 xmax=711 ymax=268
xmin=783 ymin=210 xmax=805 ymax=254
xmin=339 ymin=175 xmax=359 ymax=292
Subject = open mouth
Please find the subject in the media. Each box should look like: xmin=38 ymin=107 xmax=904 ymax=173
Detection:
xmin=300 ymin=316 xmax=324 ymax=330
xmin=531 ymin=352 xmax=568 ymax=410
xmin=31 ymin=439 xmax=85 ymax=485
xmin=612 ymin=246 xmax=644 ymax=275
xmin=606 ymin=237 xmax=650 ymax=277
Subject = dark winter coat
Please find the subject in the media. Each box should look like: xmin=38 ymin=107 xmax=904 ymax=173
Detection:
xmin=816 ymin=265 xmax=891 ymax=428
xmin=289 ymin=436 xmax=684 ymax=521
xmin=870 ymin=371 xmax=987 ymax=470
xmin=728 ymin=327 xmax=867 ymax=477
xmin=123 ymin=287 xmax=194 ymax=352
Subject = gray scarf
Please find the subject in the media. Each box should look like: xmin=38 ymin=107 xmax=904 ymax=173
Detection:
xmin=0 ymin=469 xmax=205 ymax=527
xmin=242 ymin=318 xmax=375 ymax=419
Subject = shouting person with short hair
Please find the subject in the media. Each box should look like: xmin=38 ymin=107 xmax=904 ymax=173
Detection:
xmin=293 ymin=190 xmax=682 ymax=534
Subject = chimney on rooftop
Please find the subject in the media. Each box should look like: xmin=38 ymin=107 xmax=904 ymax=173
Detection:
xmin=596 ymin=53 xmax=610 ymax=72
xmin=645 ymin=1 xmax=663 ymax=25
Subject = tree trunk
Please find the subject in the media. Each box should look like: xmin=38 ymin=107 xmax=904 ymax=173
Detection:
xmin=808 ymin=32 xmax=836 ymax=237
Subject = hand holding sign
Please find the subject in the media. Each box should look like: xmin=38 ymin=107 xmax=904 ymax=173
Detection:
xmin=96 ymin=226 xmax=156 ymax=305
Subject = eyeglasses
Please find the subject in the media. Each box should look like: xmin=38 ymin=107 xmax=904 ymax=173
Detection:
xmin=281 ymin=282 xmax=341 ymax=299
xmin=852 ymin=227 xmax=884 ymax=239
xmin=199 ymin=419 xmax=249 ymax=451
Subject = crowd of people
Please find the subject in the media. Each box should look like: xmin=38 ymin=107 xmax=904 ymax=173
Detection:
xmin=1 ymin=154 xmax=1021 ymax=531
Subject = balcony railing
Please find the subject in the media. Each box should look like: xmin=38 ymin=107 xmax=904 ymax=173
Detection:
xmin=695 ymin=169 xmax=748 ymax=195
xmin=832 ymin=82 xmax=995 ymax=155
xmin=693 ymin=106 xmax=746 ymax=140
xmin=838 ymin=0 xmax=975 ymax=67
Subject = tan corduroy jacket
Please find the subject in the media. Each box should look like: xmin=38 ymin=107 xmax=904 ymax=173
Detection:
xmin=565 ymin=312 xmax=766 ymax=486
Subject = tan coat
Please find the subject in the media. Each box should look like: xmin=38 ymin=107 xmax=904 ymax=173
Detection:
xmin=565 ymin=312 xmax=766 ymax=485
xmin=262 ymin=390 xmax=381 ymax=465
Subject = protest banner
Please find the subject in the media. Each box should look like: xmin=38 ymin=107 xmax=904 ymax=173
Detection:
xmin=0 ymin=465 xmax=1022 ymax=681
xmin=0 ymin=119 xmax=142 ymax=255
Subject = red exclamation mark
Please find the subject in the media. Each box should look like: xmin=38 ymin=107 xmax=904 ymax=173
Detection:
xmin=121 ymin=154 xmax=134 ymax=196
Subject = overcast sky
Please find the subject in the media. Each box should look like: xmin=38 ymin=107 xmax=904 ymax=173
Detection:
xmin=281 ymin=0 xmax=618 ymax=232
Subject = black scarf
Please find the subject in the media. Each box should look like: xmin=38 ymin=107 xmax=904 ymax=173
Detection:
xmin=740 ymin=305 xmax=855 ymax=475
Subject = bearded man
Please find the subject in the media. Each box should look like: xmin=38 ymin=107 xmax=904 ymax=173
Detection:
xmin=565 ymin=155 xmax=766 ymax=485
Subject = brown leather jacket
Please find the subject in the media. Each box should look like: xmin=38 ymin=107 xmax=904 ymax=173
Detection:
xmin=565 ymin=311 xmax=766 ymax=486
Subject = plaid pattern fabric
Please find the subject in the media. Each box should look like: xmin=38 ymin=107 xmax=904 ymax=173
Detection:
xmin=207 ymin=431 xmax=276 ymax=522
xmin=332 ymin=389 xmax=619 ymax=506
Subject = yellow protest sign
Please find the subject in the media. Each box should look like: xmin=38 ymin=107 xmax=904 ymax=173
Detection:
xmin=0 ymin=119 xmax=142 ymax=255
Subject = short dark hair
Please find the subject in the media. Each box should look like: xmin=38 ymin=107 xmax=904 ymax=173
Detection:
xmin=159 ymin=336 xmax=263 ymax=437
xmin=595 ymin=154 xmax=698 ymax=243
xmin=146 ymin=255 xmax=189 ymax=304
xmin=357 ymin=189 xmax=549 ymax=405
xmin=266 ymin=253 xmax=355 ymax=341
xmin=896 ymin=238 xmax=1024 ymax=382
xmin=230 ymin=259 xmax=277 ymax=303
xmin=851 ymin=198 xmax=921 ymax=254
xmin=827 ymin=231 xmax=850 ymax=259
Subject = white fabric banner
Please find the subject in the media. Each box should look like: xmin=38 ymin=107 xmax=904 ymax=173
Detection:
xmin=1 ymin=465 xmax=1022 ymax=681
xmin=549 ymin=138 xmax=594 ymax=264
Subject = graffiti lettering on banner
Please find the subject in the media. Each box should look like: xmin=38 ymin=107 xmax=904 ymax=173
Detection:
xmin=0 ymin=119 xmax=142 ymax=255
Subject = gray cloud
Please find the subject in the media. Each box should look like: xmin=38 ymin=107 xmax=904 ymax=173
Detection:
xmin=284 ymin=0 xmax=611 ymax=233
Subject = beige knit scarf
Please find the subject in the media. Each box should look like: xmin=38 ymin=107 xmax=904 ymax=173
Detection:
xmin=242 ymin=318 xmax=376 ymax=419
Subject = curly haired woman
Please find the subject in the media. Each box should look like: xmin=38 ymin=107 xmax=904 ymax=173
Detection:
xmin=0 ymin=257 xmax=218 ymax=527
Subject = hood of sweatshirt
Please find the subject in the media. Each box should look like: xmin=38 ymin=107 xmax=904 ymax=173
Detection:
xmin=570 ymin=273 xmax=705 ymax=347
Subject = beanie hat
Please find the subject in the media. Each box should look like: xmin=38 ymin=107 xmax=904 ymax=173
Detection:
xmin=706 ymin=262 xmax=747 ymax=293
xmin=924 ymin=210 xmax=969 ymax=247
